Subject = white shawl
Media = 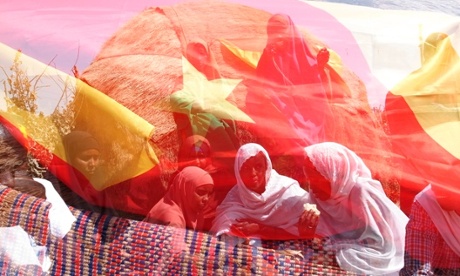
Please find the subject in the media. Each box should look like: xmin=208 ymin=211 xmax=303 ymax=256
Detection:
xmin=211 ymin=143 xmax=310 ymax=237
xmin=416 ymin=184 xmax=460 ymax=257
xmin=304 ymin=142 xmax=408 ymax=275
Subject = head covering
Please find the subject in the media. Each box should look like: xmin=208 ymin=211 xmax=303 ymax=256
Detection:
xmin=416 ymin=185 xmax=460 ymax=256
xmin=144 ymin=166 xmax=214 ymax=230
xmin=255 ymin=14 xmax=321 ymax=86
xmin=247 ymin=14 xmax=328 ymax=152
xmin=177 ymin=135 xmax=212 ymax=168
xmin=211 ymin=143 xmax=310 ymax=238
xmin=185 ymin=38 xmax=221 ymax=80
xmin=304 ymin=142 xmax=408 ymax=275
xmin=62 ymin=131 xmax=100 ymax=162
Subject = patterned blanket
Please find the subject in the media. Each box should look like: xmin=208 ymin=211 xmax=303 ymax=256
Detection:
xmin=0 ymin=185 xmax=354 ymax=275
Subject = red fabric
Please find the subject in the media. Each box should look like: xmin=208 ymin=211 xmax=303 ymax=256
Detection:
xmin=385 ymin=92 xmax=460 ymax=214
xmin=1 ymin=0 xmax=395 ymax=216
xmin=185 ymin=37 xmax=221 ymax=80
xmin=255 ymin=14 xmax=321 ymax=86
xmin=245 ymin=13 xmax=330 ymax=161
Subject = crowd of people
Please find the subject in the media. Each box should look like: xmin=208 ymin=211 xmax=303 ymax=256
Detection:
xmin=1 ymin=12 xmax=459 ymax=276
xmin=156 ymin=12 xmax=459 ymax=275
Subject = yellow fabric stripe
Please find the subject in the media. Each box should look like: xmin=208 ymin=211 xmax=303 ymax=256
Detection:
xmin=391 ymin=35 xmax=460 ymax=159
xmin=0 ymin=43 xmax=158 ymax=190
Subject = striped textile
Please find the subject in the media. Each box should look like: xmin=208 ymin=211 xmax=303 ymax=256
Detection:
xmin=0 ymin=185 xmax=354 ymax=275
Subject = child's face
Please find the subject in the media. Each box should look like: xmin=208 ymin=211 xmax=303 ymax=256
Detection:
xmin=239 ymin=152 xmax=267 ymax=194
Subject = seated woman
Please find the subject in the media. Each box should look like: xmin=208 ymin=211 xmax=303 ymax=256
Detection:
xmin=144 ymin=166 xmax=214 ymax=231
xmin=400 ymin=183 xmax=460 ymax=275
xmin=211 ymin=143 xmax=319 ymax=240
xmin=244 ymin=14 xmax=331 ymax=186
xmin=57 ymin=130 xmax=166 ymax=220
xmin=173 ymin=135 xmax=236 ymax=231
xmin=303 ymin=142 xmax=408 ymax=275
xmin=60 ymin=130 xmax=106 ymax=210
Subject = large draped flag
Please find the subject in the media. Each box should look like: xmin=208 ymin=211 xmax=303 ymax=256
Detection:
xmin=385 ymin=24 xmax=460 ymax=213
xmin=77 ymin=0 xmax=398 ymax=202
xmin=0 ymin=44 xmax=162 ymax=216
xmin=1 ymin=0 xmax=459 ymax=217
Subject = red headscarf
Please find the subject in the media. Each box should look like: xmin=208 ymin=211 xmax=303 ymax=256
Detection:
xmin=177 ymin=135 xmax=213 ymax=171
xmin=144 ymin=166 xmax=214 ymax=230
xmin=255 ymin=14 xmax=321 ymax=86
xmin=245 ymin=14 xmax=329 ymax=158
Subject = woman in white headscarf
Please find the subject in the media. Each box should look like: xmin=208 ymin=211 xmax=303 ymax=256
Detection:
xmin=211 ymin=143 xmax=319 ymax=240
xmin=303 ymin=142 xmax=408 ymax=275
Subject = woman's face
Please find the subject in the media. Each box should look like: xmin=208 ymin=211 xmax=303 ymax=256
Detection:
xmin=190 ymin=184 xmax=214 ymax=212
xmin=188 ymin=43 xmax=208 ymax=72
xmin=303 ymin=157 xmax=331 ymax=201
xmin=239 ymin=152 xmax=267 ymax=194
xmin=266 ymin=16 xmax=290 ymax=54
xmin=74 ymin=149 xmax=100 ymax=176
xmin=182 ymin=146 xmax=211 ymax=170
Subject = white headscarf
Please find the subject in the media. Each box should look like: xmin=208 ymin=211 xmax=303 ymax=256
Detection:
xmin=304 ymin=142 xmax=408 ymax=275
xmin=211 ymin=143 xmax=310 ymax=237
xmin=416 ymin=184 xmax=460 ymax=256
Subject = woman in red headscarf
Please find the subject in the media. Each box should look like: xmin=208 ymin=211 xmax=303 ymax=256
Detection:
xmin=255 ymin=14 xmax=322 ymax=86
xmin=172 ymin=135 xmax=236 ymax=231
xmin=144 ymin=166 xmax=214 ymax=230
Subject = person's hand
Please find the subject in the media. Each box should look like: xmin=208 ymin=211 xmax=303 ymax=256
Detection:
xmin=231 ymin=219 xmax=261 ymax=236
xmin=191 ymin=101 xmax=205 ymax=114
xmin=317 ymin=47 xmax=330 ymax=68
xmin=298 ymin=208 xmax=319 ymax=235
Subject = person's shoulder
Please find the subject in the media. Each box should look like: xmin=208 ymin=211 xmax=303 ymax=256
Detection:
xmin=166 ymin=215 xmax=186 ymax=228
xmin=350 ymin=180 xmax=384 ymax=198
xmin=409 ymin=200 xmax=428 ymax=217
xmin=158 ymin=208 xmax=187 ymax=228
xmin=276 ymin=173 xmax=301 ymax=187
xmin=218 ymin=186 xmax=242 ymax=206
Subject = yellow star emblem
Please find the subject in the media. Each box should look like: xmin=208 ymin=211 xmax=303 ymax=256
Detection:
xmin=170 ymin=56 xmax=254 ymax=136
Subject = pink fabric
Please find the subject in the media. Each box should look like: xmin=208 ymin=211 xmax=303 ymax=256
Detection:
xmin=144 ymin=166 xmax=213 ymax=230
